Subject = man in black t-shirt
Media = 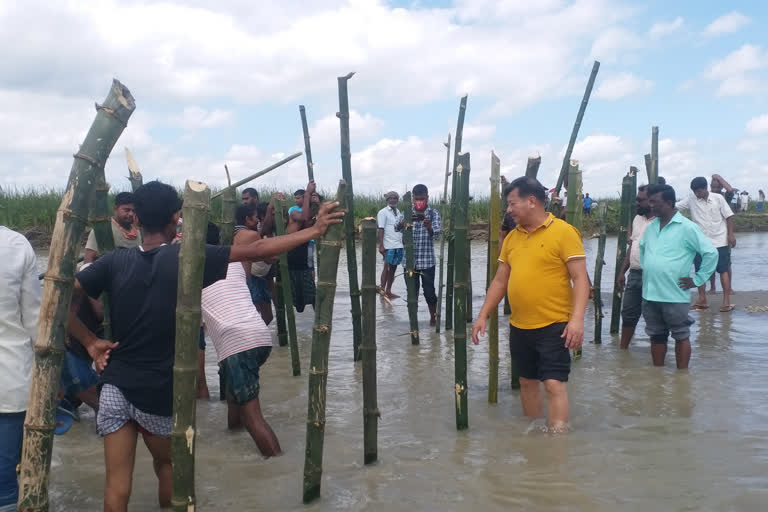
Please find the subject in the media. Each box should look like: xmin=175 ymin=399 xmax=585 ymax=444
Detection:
xmin=68 ymin=181 xmax=343 ymax=511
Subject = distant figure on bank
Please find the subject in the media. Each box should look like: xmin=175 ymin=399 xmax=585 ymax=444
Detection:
xmin=758 ymin=190 xmax=765 ymax=212
xmin=286 ymin=182 xmax=318 ymax=312
xmin=83 ymin=192 xmax=140 ymax=264
xmin=242 ymin=187 xmax=259 ymax=207
xmin=472 ymin=177 xmax=589 ymax=431
xmin=640 ymin=184 xmax=717 ymax=369
xmin=676 ymin=177 xmax=735 ymax=312
xmin=616 ymin=185 xmax=654 ymax=349
xmin=740 ymin=191 xmax=749 ymax=212
xmin=377 ymin=191 xmax=404 ymax=300
xmin=410 ymin=184 xmax=442 ymax=326
xmin=0 ymin=226 xmax=41 ymax=512
xmin=582 ymin=193 xmax=593 ymax=216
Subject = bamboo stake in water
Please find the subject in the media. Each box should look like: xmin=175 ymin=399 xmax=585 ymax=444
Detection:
xmin=453 ymin=153 xmax=471 ymax=430
xmin=360 ymin=217 xmax=380 ymax=464
xmin=402 ymin=191 xmax=420 ymax=345
xmin=610 ymin=172 xmax=635 ymax=334
xmin=274 ymin=263 xmax=289 ymax=348
xmin=17 ymin=79 xmax=135 ymax=512
xmin=125 ymin=147 xmax=143 ymax=192
xmin=171 ymin=180 xmax=210 ymax=512
xmin=274 ymin=198 xmax=300 ymax=376
xmin=436 ymin=132 xmax=451 ymax=334
xmin=303 ymin=181 xmax=347 ymax=504
xmin=565 ymin=161 xmax=584 ymax=359
xmin=593 ymin=202 xmax=608 ymax=344
xmin=446 ymin=95 xmax=468 ymax=331
xmin=488 ymin=152 xmax=501 ymax=404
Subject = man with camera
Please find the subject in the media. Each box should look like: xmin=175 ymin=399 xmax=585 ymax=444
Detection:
xmin=410 ymin=184 xmax=442 ymax=326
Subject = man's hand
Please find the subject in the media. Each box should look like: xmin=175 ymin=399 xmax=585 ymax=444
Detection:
xmin=617 ymin=273 xmax=626 ymax=290
xmin=471 ymin=316 xmax=487 ymax=345
xmin=678 ymin=277 xmax=696 ymax=290
xmin=86 ymin=339 xmax=119 ymax=373
xmin=306 ymin=180 xmax=316 ymax=196
xmin=561 ymin=318 xmax=584 ymax=349
xmin=423 ymin=216 xmax=432 ymax=232
xmin=313 ymin=201 xmax=344 ymax=236
xmin=379 ymin=244 xmax=386 ymax=256
xmin=728 ymin=233 xmax=736 ymax=248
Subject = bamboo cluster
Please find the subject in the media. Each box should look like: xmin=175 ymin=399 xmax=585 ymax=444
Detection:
xmin=453 ymin=153 xmax=471 ymax=430
xmin=274 ymin=198 xmax=300 ymax=376
xmin=488 ymin=152 xmax=501 ymax=404
xmin=402 ymin=192 xmax=420 ymax=345
xmin=360 ymin=218 xmax=379 ymax=464
xmin=445 ymin=95 xmax=467 ymax=331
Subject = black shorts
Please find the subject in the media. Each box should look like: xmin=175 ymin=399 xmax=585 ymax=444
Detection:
xmin=509 ymin=322 xmax=570 ymax=382
xmin=694 ymin=246 xmax=730 ymax=274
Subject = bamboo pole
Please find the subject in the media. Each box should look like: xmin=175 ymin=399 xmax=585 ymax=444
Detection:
xmin=300 ymin=105 xmax=319 ymax=272
xmin=337 ymin=72 xmax=363 ymax=362
xmin=446 ymin=95 xmax=468 ymax=331
xmin=17 ymin=79 xmax=135 ymax=512
xmin=564 ymin=161 xmax=583 ymax=359
xmin=219 ymin=186 xmax=237 ymax=245
xmin=488 ymin=152 xmax=501 ymax=404
xmin=644 ymin=153 xmax=652 ymax=184
xmin=274 ymin=198 xmax=300 ymax=376
xmin=171 ymin=180 xmax=210 ymax=512
xmin=466 ymin=202 xmax=473 ymax=324
xmin=402 ymin=192 xmax=420 ymax=345
xmin=210 ymin=152 xmax=303 ymax=200
xmin=435 ymin=133 xmax=451 ymax=334
xmin=554 ymin=61 xmax=600 ymax=196
xmin=360 ymin=217 xmax=379 ymax=465
xmin=650 ymin=126 xmax=659 ymax=185
xmin=274 ymin=264 xmax=289 ymax=348
xmin=453 ymin=153 xmax=471 ymax=430
xmin=593 ymin=202 xmax=608 ymax=344
xmin=125 ymin=147 xmax=143 ymax=191
xmin=525 ymin=155 xmax=542 ymax=179
xmin=88 ymin=168 xmax=115 ymax=340
xmin=609 ymin=172 xmax=634 ymax=334
xmin=500 ymin=176 xmax=512 ymax=319
xmin=303 ymin=180 xmax=346 ymax=504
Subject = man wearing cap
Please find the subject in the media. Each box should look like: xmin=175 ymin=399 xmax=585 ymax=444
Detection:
xmin=377 ymin=191 xmax=404 ymax=300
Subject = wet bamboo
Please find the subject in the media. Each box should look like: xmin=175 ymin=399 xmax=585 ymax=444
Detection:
xmin=171 ymin=180 xmax=210 ymax=512
xmin=609 ymin=173 xmax=634 ymax=334
xmin=435 ymin=133 xmax=451 ymax=334
xmin=337 ymin=72 xmax=363 ymax=361
xmin=210 ymin=152 xmax=303 ymax=200
xmin=488 ymin=152 xmax=501 ymax=404
xmin=453 ymin=153 xmax=471 ymax=430
xmin=303 ymin=180 xmax=347 ymax=503
xmin=274 ymin=198 xmax=300 ymax=376
xmin=446 ymin=95 xmax=468 ymax=331
xmin=402 ymin=191 xmax=420 ymax=345
xmin=593 ymin=202 xmax=608 ymax=344
xmin=88 ymin=168 xmax=115 ymax=340
xmin=274 ymin=263 xmax=289 ymax=348
xmin=17 ymin=79 xmax=135 ymax=512
xmin=125 ymin=147 xmax=143 ymax=191
xmin=554 ymin=61 xmax=600 ymax=195
xmin=525 ymin=155 xmax=542 ymax=179
xmin=650 ymin=126 xmax=659 ymax=185
xmin=360 ymin=218 xmax=379 ymax=465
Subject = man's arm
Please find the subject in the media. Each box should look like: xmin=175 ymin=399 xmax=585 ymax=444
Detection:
xmin=713 ymin=174 xmax=733 ymax=193
xmin=720 ymin=195 xmax=736 ymax=247
xmin=471 ymin=262 xmax=511 ymax=344
xmin=689 ymin=228 xmax=718 ymax=287
xmin=20 ymin=245 xmax=42 ymax=341
xmin=83 ymin=230 xmax=99 ymax=264
xmin=675 ymin=195 xmax=690 ymax=211
xmin=563 ymin=257 xmax=589 ymax=349
xmin=430 ymin=210 xmax=441 ymax=239
xmin=377 ymin=227 xmax=385 ymax=255
xmin=259 ymin=197 xmax=276 ymax=238
xmin=67 ymin=281 xmax=118 ymax=371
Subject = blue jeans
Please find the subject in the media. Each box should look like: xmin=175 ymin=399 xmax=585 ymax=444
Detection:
xmin=0 ymin=412 xmax=25 ymax=508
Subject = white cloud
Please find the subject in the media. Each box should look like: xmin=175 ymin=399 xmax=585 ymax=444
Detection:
xmin=745 ymin=114 xmax=768 ymax=136
xmin=705 ymin=44 xmax=768 ymax=96
xmin=595 ymin=73 xmax=653 ymax=100
xmin=705 ymin=11 xmax=751 ymax=36
xmin=589 ymin=28 xmax=642 ymax=63
xmin=648 ymin=17 xmax=684 ymax=39
xmin=308 ymin=110 xmax=384 ymax=151
xmin=173 ymin=106 xmax=234 ymax=132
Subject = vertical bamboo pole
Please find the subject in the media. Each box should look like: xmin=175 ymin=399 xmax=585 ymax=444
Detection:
xmin=488 ymin=152 xmax=501 ymax=404
xmin=402 ymin=192 xmax=420 ymax=345
xmin=453 ymin=153 xmax=471 ymax=430
xmin=337 ymin=72 xmax=363 ymax=362
xmin=125 ymin=147 xmax=143 ymax=192
xmin=644 ymin=153 xmax=652 ymax=184
xmin=88 ymin=170 xmax=115 ymax=340
xmin=593 ymin=202 xmax=608 ymax=344
xmin=554 ymin=61 xmax=600 ymax=196
xmin=564 ymin=161 xmax=583 ymax=358
xmin=650 ymin=126 xmax=659 ymax=185
xmin=525 ymin=155 xmax=542 ymax=179
xmin=303 ymin=181 xmax=346 ymax=504
xmin=609 ymin=173 xmax=634 ymax=334
xmin=219 ymin=187 xmax=236 ymax=245
xmin=629 ymin=166 xmax=639 ymax=218
xmin=300 ymin=105 xmax=319 ymax=274
xmin=17 ymin=79 xmax=135 ymax=512
xmin=466 ymin=205 xmax=473 ymax=324
xmin=446 ymin=95 xmax=468 ymax=331
xmin=274 ymin=199 xmax=300 ymax=376
xmin=360 ymin=218 xmax=379 ymax=464
xmin=274 ymin=265 xmax=289 ymax=348
xmin=171 ymin=180 xmax=210 ymax=512
xmin=435 ymin=133 xmax=451 ymax=334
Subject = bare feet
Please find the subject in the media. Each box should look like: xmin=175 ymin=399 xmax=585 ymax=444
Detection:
xmin=430 ymin=315 xmax=436 ymax=326
xmin=708 ymin=288 xmax=717 ymax=295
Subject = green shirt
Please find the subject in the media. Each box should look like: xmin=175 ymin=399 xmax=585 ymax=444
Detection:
xmin=639 ymin=211 xmax=717 ymax=303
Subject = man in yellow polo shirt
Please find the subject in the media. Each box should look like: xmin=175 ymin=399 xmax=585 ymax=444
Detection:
xmin=473 ymin=177 xmax=590 ymax=431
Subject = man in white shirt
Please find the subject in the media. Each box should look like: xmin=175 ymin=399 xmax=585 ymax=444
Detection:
xmin=676 ymin=177 xmax=736 ymax=312
xmin=0 ymin=226 xmax=41 ymax=512
xmin=377 ymin=191 xmax=404 ymax=300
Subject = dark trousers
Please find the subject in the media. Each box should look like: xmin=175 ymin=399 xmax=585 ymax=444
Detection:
xmin=406 ymin=265 xmax=437 ymax=305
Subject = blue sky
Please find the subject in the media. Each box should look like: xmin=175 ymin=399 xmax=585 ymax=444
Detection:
xmin=1 ymin=0 xmax=766 ymax=200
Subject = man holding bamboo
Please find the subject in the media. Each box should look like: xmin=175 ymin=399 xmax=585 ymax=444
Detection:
xmin=410 ymin=184 xmax=441 ymax=326
xmin=472 ymin=177 xmax=589 ymax=431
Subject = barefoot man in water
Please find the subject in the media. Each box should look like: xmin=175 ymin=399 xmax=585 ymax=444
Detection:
xmin=472 ymin=177 xmax=589 ymax=431
xmin=377 ymin=191 xmax=404 ymax=300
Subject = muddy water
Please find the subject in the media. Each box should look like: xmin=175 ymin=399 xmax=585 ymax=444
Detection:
xmin=38 ymin=234 xmax=768 ymax=511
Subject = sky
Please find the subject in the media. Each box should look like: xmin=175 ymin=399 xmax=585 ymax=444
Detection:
xmin=1 ymin=0 xmax=767 ymax=200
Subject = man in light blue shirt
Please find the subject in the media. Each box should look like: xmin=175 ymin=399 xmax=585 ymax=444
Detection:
xmin=639 ymin=184 xmax=717 ymax=369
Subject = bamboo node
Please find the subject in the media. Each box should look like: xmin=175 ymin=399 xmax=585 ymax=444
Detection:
xmin=95 ymin=103 xmax=128 ymax=127
xmin=73 ymin=151 xmax=105 ymax=169
xmin=43 ymin=274 xmax=74 ymax=285
xmin=308 ymin=368 xmax=328 ymax=376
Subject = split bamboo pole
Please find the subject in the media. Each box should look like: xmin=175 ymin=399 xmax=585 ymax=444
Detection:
xmin=17 ymin=79 xmax=135 ymax=512
xmin=210 ymin=152 xmax=303 ymax=200
xmin=453 ymin=153 xmax=471 ymax=430
xmin=274 ymin=198 xmax=300 ymax=376
xmin=435 ymin=133 xmax=451 ymax=334
xmin=88 ymin=168 xmax=115 ymax=340
xmin=337 ymin=72 xmax=363 ymax=362
xmin=446 ymin=95 xmax=468 ymax=331
xmin=402 ymin=192 xmax=420 ymax=345
xmin=593 ymin=202 xmax=608 ymax=344
xmin=171 ymin=180 xmax=210 ymax=512
xmin=360 ymin=218 xmax=379 ymax=465
xmin=488 ymin=152 xmax=501 ymax=404
xmin=650 ymin=126 xmax=659 ymax=185
xmin=525 ymin=155 xmax=542 ymax=179
xmin=125 ymin=147 xmax=143 ymax=191
xmin=303 ymin=181 xmax=347 ymax=504
xmin=565 ymin=161 xmax=583 ymax=359
xmin=609 ymin=173 xmax=634 ymax=334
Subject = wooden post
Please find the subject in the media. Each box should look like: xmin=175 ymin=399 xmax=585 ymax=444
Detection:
xmin=402 ymin=192 xmax=420 ymax=345
xmin=125 ymin=147 xmax=143 ymax=192
xmin=453 ymin=153 xmax=471 ymax=430
xmin=435 ymin=133 xmax=451 ymax=334
xmin=219 ymin=186 xmax=236 ymax=245
xmin=17 ymin=79 xmax=135 ymax=512
xmin=337 ymin=72 xmax=363 ymax=362
xmin=525 ymin=155 xmax=542 ymax=179
xmin=210 ymin=152 xmax=303 ymax=200
xmin=610 ymin=172 xmax=634 ymax=334
xmin=274 ymin=198 xmax=300 ymax=376
xmin=303 ymin=181 xmax=346 ymax=504
xmin=446 ymin=95 xmax=468 ymax=331
xmin=171 ymin=180 xmax=210 ymax=512
xmin=564 ymin=161 xmax=583 ymax=358
xmin=488 ymin=152 xmax=501 ymax=404
xmin=593 ymin=202 xmax=608 ymax=344
xmin=360 ymin=218 xmax=379 ymax=464
xmin=650 ymin=126 xmax=659 ymax=185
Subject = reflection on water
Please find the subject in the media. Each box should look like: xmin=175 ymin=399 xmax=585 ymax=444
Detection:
xmin=35 ymin=235 xmax=768 ymax=511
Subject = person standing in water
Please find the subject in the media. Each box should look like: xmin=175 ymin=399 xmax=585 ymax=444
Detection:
xmin=410 ymin=184 xmax=442 ymax=326
xmin=377 ymin=191 xmax=404 ymax=300
xmin=757 ymin=190 xmax=765 ymax=212
xmin=286 ymin=182 xmax=318 ymax=313
xmin=472 ymin=177 xmax=589 ymax=431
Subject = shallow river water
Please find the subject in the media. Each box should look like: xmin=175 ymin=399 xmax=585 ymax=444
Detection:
xmin=40 ymin=234 xmax=768 ymax=511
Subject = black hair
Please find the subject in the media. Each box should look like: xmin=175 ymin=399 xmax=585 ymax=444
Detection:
xmin=206 ymin=222 xmax=220 ymax=245
xmin=647 ymin=184 xmax=676 ymax=203
xmin=236 ymin=203 xmax=257 ymax=225
xmin=256 ymin=202 xmax=269 ymax=218
xmin=294 ymin=189 xmax=305 ymax=197
xmin=657 ymin=176 xmax=666 ymax=185
xmin=638 ymin=185 xmax=648 ymax=193
xmin=690 ymin=177 xmax=708 ymax=191
xmin=504 ymin=176 xmax=546 ymax=203
xmin=114 ymin=192 xmax=134 ymax=207
xmin=412 ymin=184 xmax=429 ymax=196
xmin=242 ymin=188 xmax=259 ymax=199
xmin=133 ymin=181 xmax=183 ymax=233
